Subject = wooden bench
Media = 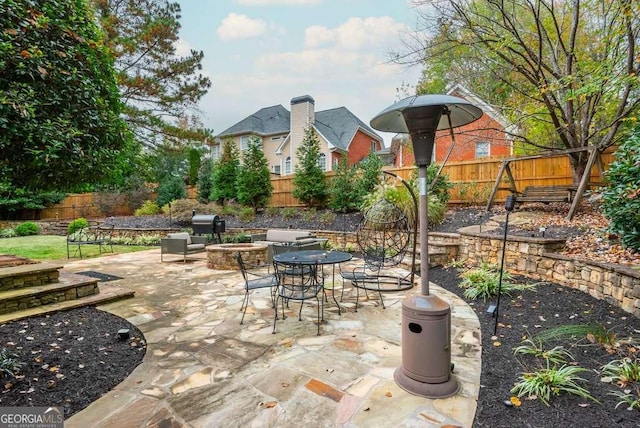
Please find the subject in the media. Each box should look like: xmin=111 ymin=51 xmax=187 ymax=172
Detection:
xmin=516 ymin=185 xmax=577 ymax=203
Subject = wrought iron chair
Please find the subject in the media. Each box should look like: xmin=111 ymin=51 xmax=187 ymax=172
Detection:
xmin=341 ymin=190 xmax=416 ymax=311
xmin=236 ymin=252 xmax=277 ymax=325
xmin=272 ymin=259 xmax=324 ymax=335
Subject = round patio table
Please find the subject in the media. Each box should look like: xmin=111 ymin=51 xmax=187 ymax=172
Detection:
xmin=273 ymin=250 xmax=352 ymax=314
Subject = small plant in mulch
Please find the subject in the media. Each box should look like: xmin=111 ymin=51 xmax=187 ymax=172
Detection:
xmin=280 ymin=207 xmax=299 ymax=220
xmin=0 ymin=347 xmax=24 ymax=379
xmin=601 ymin=358 xmax=640 ymax=410
xmin=458 ymin=263 xmax=537 ymax=301
xmin=511 ymin=339 xmax=597 ymax=406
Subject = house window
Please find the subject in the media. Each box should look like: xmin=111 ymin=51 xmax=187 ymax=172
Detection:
xmin=475 ymin=141 xmax=490 ymax=158
xmin=371 ymin=140 xmax=377 ymax=152
xmin=333 ymin=158 xmax=339 ymax=168
xmin=210 ymin=144 xmax=221 ymax=161
xmin=271 ymin=136 xmax=280 ymax=141
xmin=285 ymin=157 xmax=291 ymax=174
xmin=273 ymin=165 xmax=281 ymax=175
xmin=317 ymin=153 xmax=326 ymax=171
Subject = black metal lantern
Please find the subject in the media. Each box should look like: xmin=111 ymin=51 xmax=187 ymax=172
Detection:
xmin=370 ymin=94 xmax=482 ymax=398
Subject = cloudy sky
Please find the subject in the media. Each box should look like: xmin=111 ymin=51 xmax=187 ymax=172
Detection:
xmin=176 ymin=0 xmax=423 ymax=145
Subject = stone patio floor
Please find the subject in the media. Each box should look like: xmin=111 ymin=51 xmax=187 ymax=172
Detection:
xmin=59 ymin=249 xmax=481 ymax=427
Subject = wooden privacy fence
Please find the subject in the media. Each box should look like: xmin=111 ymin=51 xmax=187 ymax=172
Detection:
xmin=38 ymin=151 xmax=615 ymax=219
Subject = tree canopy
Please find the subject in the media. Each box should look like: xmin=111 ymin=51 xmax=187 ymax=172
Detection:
xmin=401 ymin=0 xmax=640 ymax=181
xmin=0 ymin=0 xmax=133 ymax=195
xmin=92 ymin=0 xmax=211 ymax=147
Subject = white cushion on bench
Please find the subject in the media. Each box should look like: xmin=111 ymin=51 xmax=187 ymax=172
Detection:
xmin=168 ymin=232 xmax=191 ymax=244
xmin=265 ymin=229 xmax=313 ymax=242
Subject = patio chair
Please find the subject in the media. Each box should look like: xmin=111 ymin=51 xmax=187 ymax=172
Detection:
xmin=237 ymin=252 xmax=278 ymax=325
xmin=341 ymin=195 xmax=415 ymax=311
xmin=272 ymin=259 xmax=324 ymax=335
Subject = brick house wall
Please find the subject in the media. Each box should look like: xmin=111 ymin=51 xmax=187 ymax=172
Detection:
xmin=346 ymin=130 xmax=381 ymax=166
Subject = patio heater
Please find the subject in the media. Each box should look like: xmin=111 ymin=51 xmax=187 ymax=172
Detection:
xmin=370 ymin=94 xmax=482 ymax=398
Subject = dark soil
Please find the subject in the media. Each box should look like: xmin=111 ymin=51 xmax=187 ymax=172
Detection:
xmin=0 ymin=307 xmax=146 ymax=418
xmin=432 ymin=266 xmax=640 ymax=427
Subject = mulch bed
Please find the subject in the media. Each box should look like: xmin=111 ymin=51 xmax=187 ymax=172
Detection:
xmin=0 ymin=307 xmax=145 ymax=417
xmin=431 ymin=266 xmax=640 ymax=427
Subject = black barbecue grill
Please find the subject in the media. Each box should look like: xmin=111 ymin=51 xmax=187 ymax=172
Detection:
xmin=192 ymin=214 xmax=225 ymax=243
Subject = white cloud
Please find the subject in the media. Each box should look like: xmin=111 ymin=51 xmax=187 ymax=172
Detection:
xmin=173 ymin=38 xmax=193 ymax=57
xmin=305 ymin=16 xmax=409 ymax=51
xmin=217 ymin=13 xmax=267 ymax=40
xmin=235 ymin=0 xmax=321 ymax=5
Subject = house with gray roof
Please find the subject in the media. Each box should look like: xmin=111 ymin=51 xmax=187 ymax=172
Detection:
xmin=214 ymin=95 xmax=383 ymax=175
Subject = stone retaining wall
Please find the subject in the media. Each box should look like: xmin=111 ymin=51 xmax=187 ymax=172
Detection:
xmin=0 ymin=269 xmax=60 ymax=292
xmin=459 ymin=227 xmax=640 ymax=318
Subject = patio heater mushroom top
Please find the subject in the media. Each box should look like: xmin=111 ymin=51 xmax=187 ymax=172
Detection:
xmin=370 ymin=94 xmax=482 ymax=399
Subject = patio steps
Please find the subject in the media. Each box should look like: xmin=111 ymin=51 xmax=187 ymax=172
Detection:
xmin=0 ymin=263 xmax=134 ymax=324
xmin=412 ymin=232 xmax=461 ymax=268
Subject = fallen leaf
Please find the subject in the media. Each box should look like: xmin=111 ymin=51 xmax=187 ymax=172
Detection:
xmin=281 ymin=383 xmax=289 ymax=388
xmin=493 ymin=341 xmax=501 ymax=347
xmin=385 ymin=391 xmax=392 ymax=397
xmin=260 ymin=401 xmax=277 ymax=409
xmin=510 ymin=396 xmax=521 ymax=407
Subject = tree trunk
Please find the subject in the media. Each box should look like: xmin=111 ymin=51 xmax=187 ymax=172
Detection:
xmin=569 ymin=152 xmax=588 ymax=185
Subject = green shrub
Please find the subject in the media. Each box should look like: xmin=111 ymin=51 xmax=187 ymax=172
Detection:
xmin=15 ymin=222 xmax=39 ymax=236
xmin=427 ymin=163 xmax=453 ymax=204
xmin=134 ymin=200 xmax=160 ymax=216
xmin=602 ymin=129 xmax=640 ymax=252
xmin=0 ymin=347 xmax=25 ymax=378
xmin=157 ymin=175 xmax=186 ymax=207
xmin=68 ymin=218 xmax=89 ymax=234
xmin=329 ymin=157 xmax=361 ymax=213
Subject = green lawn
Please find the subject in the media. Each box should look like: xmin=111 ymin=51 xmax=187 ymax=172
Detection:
xmin=0 ymin=235 xmax=152 ymax=262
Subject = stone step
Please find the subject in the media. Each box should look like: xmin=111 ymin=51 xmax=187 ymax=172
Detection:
xmin=0 ymin=262 xmax=64 ymax=292
xmin=0 ymin=278 xmax=135 ymax=324
xmin=403 ymin=248 xmax=450 ymax=268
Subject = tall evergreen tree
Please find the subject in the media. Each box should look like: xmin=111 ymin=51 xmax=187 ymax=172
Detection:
xmin=329 ymin=157 xmax=360 ymax=213
xmin=92 ymin=0 xmax=211 ymax=146
xmin=210 ymin=138 xmax=239 ymax=205
xmin=292 ymin=126 xmax=329 ymax=207
xmin=0 ymin=0 xmax=132 ymax=200
xmin=237 ymin=136 xmax=272 ymax=211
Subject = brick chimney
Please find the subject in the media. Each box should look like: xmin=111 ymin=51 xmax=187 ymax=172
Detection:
xmin=289 ymin=95 xmax=315 ymax=172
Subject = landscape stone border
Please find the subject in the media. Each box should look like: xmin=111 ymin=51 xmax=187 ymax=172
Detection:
xmin=458 ymin=226 xmax=640 ymax=318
